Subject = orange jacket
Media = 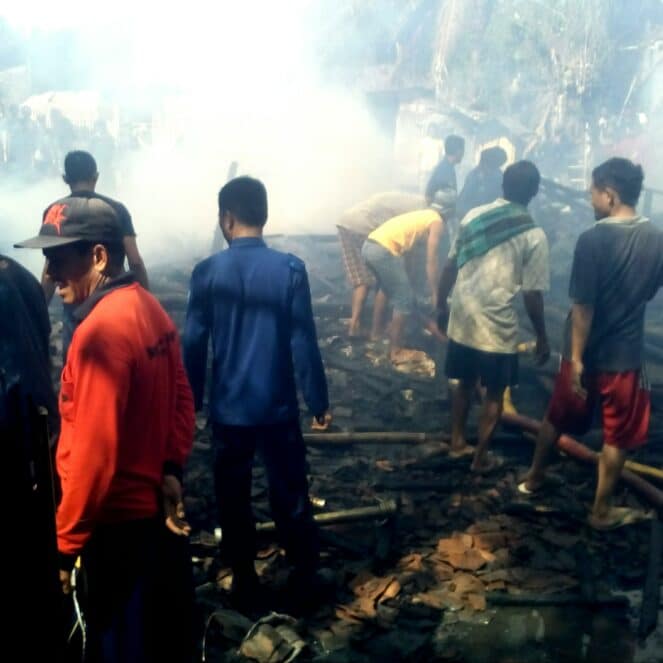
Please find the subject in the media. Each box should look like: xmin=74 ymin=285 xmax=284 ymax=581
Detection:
xmin=56 ymin=278 xmax=194 ymax=559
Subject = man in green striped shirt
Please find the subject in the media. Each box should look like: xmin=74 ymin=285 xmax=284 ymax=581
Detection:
xmin=437 ymin=161 xmax=551 ymax=472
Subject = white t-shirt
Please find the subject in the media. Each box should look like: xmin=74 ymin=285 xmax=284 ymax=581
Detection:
xmin=447 ymin=199 xmax=550 ymax=354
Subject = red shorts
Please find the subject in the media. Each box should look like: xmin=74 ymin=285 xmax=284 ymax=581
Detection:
xmin=547 ymin=359 xmax=650 ymax=450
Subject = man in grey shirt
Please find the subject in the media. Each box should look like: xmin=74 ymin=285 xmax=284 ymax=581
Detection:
xmin=521 ymin=158 xmax=663 ymax=530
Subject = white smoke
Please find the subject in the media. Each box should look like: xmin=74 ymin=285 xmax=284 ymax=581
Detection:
xmin=1 ymin=1 xmax=395 ymax=271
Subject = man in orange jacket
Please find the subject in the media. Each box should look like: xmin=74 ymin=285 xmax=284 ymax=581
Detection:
xmin=15 ymin=197 xmax=195 ymax=662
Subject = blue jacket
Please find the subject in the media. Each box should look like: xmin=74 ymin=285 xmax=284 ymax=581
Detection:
xmin=182 ymin=237 xmax=329 ymax=426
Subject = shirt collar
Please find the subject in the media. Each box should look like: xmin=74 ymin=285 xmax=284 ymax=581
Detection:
xmin=229 ymin=237 xmax=266 ymax=248
xmin=73 ymin=271 xmax=137 ymax=322
xmin=595 ymin=215 xmax=648 ymax=226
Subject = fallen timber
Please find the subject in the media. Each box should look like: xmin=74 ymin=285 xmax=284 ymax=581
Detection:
xmin=255 ymin=499 xmax=398 ymax=532
xmin=502 ymin=412 xmax=663 ymax=512
xmin=306 ymin=429 xmax=662 ymax=484
xmin=304 ymin=431 xmax=446 ymax=444
xmin=305 ymin=425 xmax=663 ymax=510
xmin=486 ymin=592 xmax=630 ymax=609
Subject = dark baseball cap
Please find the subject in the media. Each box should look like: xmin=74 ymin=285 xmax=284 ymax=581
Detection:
xmin=14 ymin=196 xmax=123 ymax=249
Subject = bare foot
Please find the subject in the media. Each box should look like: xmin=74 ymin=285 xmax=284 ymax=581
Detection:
xmin=517 ymin=477 xmax=542 ymax=494
xmin=348 ymin=322 xmax=364 ymax=338
xmin=449 ymin=443 xmax=473 ymax=459
xmin=521 ymin=471 xmax=543 ymax=493
xmin=423 ymin=319 xmax=447 ymax=342
xmin=588 ymin=506 xmax=652 ymax=531
xmin=471 ymin=454 xmax=504 ymax=474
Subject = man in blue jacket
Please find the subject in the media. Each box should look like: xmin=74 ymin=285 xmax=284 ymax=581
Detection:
xmin=183 ymin=176 xmax=330 ymax=608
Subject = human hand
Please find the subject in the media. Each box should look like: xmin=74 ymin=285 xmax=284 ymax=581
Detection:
xmin=59 ymin=569 xmax=72 ymax=595
xmin=570 ymin=359 xmax=587 ymax=399
xmin=312 ymin=412 xmax=332 ymax=431
xmin=162 ymin=474 xmax=191 ymax=536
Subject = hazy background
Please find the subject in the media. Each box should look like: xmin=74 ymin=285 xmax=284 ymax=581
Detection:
xmin=1 ymin=0 xmax=662 ymax=278
xmin=0 ymin=1 xmax=395 ymax=274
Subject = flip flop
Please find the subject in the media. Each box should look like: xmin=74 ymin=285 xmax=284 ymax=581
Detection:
xmin=517 ymin=474 xmax=563 ymax=496
xmin=449 ymin=446 xmax=475 ymax=459
xmin=587 ymin=507 xmax=653 ymax=531
xmin=517 ymin=481 xmax=537 ymax=495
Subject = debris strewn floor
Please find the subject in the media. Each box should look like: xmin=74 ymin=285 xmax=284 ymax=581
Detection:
xmin=49 ymin=238 xmax=663 ymax=662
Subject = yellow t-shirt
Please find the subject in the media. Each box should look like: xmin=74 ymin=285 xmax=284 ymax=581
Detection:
xmin=368 ymin=209 xmax=441 ymax=256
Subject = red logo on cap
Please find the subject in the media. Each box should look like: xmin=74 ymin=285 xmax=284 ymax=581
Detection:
xmin=43 ymin=204 xmax=68 ymax=235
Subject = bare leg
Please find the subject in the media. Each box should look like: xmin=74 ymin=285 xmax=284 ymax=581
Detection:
xmin=471 ymin=387 xmax=504 ymax=471
xmin=592 ymin=445 xmax=627 ymax=520
xmin=450 ymin=380 xmax=473 ymax=453
xmin=372 ymin=289 xmax=387 ymax=338
xmin=370 ymin=289 xmax=387 ymax=340
xmin=423 ymin=317 xmax=447 ymax=342
xmin=524 ymin=417 xmax=560 ymax=491
xmin=388 ymin=311 xmax=406 ymax=358
xmin=349 ymin=284 xmax=368 ymax=336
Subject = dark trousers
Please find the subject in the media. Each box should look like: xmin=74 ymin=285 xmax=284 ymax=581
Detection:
xmin=212 ymin=420 xmax=319 ymax=578
xmin=80 ymin=518 xmax=195 ymax=663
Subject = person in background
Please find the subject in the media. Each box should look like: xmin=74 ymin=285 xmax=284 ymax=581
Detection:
xmin=336 ymin=191 xmax=424 ymax=337
xmin=15 ymin=201 xmax=195 ymax=662
xmin=183 ymin=176 xmax=331 ymax=613
xmin=361 ymin=207 xmax=446 ymax=362
xmin=425 ymin=134 xmax=465 ymax=218
xmin=40 ymin=150 xmax=148 ymax=360
xmin=437 ymin=161 xmax=550 ymax=472
xmin=456 ymin=146 xmax=508 ymax=221
xmin=521 ymin=158 xmax=663 ymax=530
xmin=1 ymin=254 xmax=63 ymax=661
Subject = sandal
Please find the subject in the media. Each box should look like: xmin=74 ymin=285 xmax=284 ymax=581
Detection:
xmin=449 ymin=446 xmax=475 ymax=459
xmin=517 ymin=474 xmax=563 ymax=496
xmin=588 ymin=507 xmax=653 ymax=531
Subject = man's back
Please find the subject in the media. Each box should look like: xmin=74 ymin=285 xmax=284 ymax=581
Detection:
xmin=448 ymin=199 xmax=549 ymax=354
xmin=568 ymin=217 xmax=663 ymax=371
xmin=368 ymin=209 xmax=441 ymax=256
xmin=338 ymin=191 xmax=425 ymax=236
xmin=184 ymin=238 xmax=328 ymax=426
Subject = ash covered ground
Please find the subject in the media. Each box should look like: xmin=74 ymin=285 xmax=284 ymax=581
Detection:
xmin=49 ymin=220 xmax=663 ymax=663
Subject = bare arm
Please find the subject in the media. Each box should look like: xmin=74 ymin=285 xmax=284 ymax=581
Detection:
xmin=123 ymin=236 xmax=149 ymax=290
xmin=522 ymin=290 xmax=550 ymax=364
xmin=436 ymin=258 xmax=458 ymax=310
xmin=571 ymin=303 xmax=594 ymax=362
xmin=570 ymin=303 xmax=594 ymax=397
xmin=435 ymin=257 xmax=458 ymax=332
xmin=426 ymin=220 xmax=444 ymax=308
xmin=41 ymin=260 xmax=56 ymax=304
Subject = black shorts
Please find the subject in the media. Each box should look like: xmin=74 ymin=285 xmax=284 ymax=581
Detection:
xmin=445 ymin=339 xmax=518 ymax=393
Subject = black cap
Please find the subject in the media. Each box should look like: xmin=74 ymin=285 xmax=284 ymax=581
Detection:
xmin=14 ymin=196 xmax=123 ymax=249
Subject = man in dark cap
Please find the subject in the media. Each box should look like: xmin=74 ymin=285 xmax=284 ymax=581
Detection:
xmin=40 ymin=150 xmax=148 ymax=360
xmin=15 ymin=198 xmax=195 ymax=662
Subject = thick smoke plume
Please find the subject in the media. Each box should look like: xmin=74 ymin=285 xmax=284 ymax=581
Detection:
xmin=1 ymin=2 xmax=395 ymax=271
